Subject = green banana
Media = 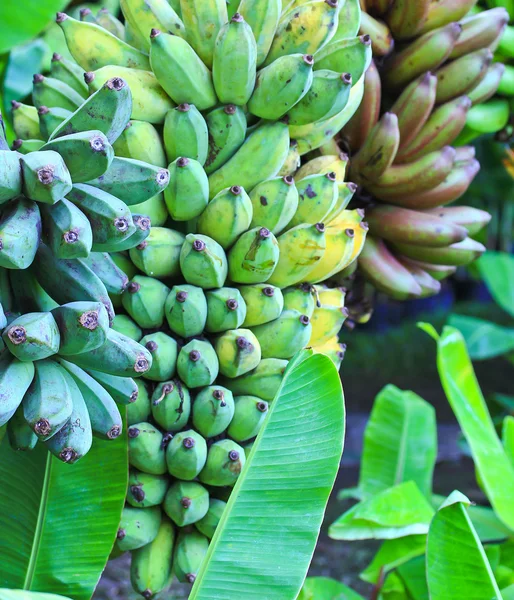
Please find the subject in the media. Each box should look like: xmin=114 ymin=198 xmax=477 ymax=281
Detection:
xmin=204 ymin=104 xmax=247 ymax=175
xmin=127 ymin=380 xmax=151 ymax=425
xmin=419 ymin=0 xmax=481 ymax=34
xmin=120 ymin=0 xmax=185 ymax=51
xmin=8 ymin=269 xmax=58 ymax=313
xmin=20 ymin=150 xmax=72 ymax=204
xmin=11 ymin=101 xmax=42 ymax=140
xmin=85 ymin=67 xmax=174 ymax=125
xmin=199 ymin=438 xmax=246 ymax=487
xmin=116 ymin=506 xmax=162 ymax=551
xmin=0 ymin=198 xmax=41 ymax=269
xmin=164 ymin=157 xmax=209 ymax=221
xmin=56 ymin=12 xmax=150 ymax=71
xmin=140 ymin=332 xmax=178 ymax=382
xmin=127 ymin=470 xmax=169 ymax=508
xmin=215 ymin=328 xmax=262 ymax=378
xmin=129 ymin=227 xmax=184 ymax=279
xmin=79 ymin=252 xmax=129 ymax=296
xmin=212 ymin=14 xmax=257 ymax=106
xmin=164 ymin=480 xmax=209 ymax=526
xmin=278 ymin=139 xmax=301 ymax=176
xmin=228 ymin=226 xmax=280 ymax=284
xmin=41 ymin=199 xmax=93 ymax=259
xmin=95 ymin=8 xmax=126 ymax=39
xmin=50 ymin=76 xmax=132 ymax=143
xmin=111 ymin=314 xmax=142 ymax=341
xmin=469 ymin=63 xmax=505 ymax=105
xmin=44 ymin=368 xmax=93 ymax=463
xmin=434 ymin=48 xmax=493 ymax=104
xmin=51 ymin=301 xmax=109 ymax=355
xmin=228 ymin=395 xmax=269 ymax=442
xmin=7 ymin=405 xmax=38 ymax=451
xmin=165 ymin=284 xmax=207 ymax=338
xmin=195 ymin=498 xmax=226 ymax=539
xmin=37 ymin=106 xmax=73 ymax=141
xmin=180 ymin=234 xmax=228 ymax=289
xmin=248 ymin=54 xmax=314 ymax=120
xmin=31 ymin=74 xmax=84 ymax=112
xmin=289 ymin=172 xmax=338 ymax=228
xmin=179 ymin=0 xmax=228 ymax=68
xmin=3 ymin=312 xmax=60 ymax=362
xmin=249 ymin=176 xmax=298 ymax=235
xmin=151 ymin=379 xmax=191 ymax=431
xmin=208 ymin=121 xmax=290 ymax=199
xmin=172 ymin=529 xmax=209 ymax=584
xmin=205 ymin=287 xmax=247 ymax=333
xmin=386 ymin=0 xmax=430 ymax=40
xmin=128 ymin=422 xmax=167 ymax=474
xmin=166 ymin=429 xmax=208 ymax=479
xmin=177 ymin=338 xmax=219 ymax=388
xmin=163 ymin=103 xmax=208 ymax=165
xmin=42 ymin=130 xmax=114 ymax=183
xmin=122 ymin=275 xmax=170 ymax=329
xmin=50 ymin=52 xmax=89 ymax=97
xmin=238 ymin=0 xmax=281 ymax=66
xmin=11 ymin=139 xmax=45 ymax=154
xmin=113 ymin=121 xmax=167 ymax=167
xmin=250 ymin=309 xmax=311 ymax=358
xmin=87 ymin=369 xmax=139 ymax=405
xmin=0 ymin=351 xmax=35 ymax=427
xmin=240 ymin=284 xmax=284 ymax=327
xmin=92 ymin=213 xmax=151 ymax=252
xmin=149 ymin=29 xmax=217 ymax=111
xmin=313 ymin=35 xmax=372 ymax=84
xmin=282 ymin=284 xmax=315 ymax=317
xmin=0 ymin=151 xmax=23 ymax=205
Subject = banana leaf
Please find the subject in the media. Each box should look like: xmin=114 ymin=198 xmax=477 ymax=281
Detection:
xmin=189 ymin=350 xmax=345 ymax=600
xmin=504 ymin=416 xmax=514 ymax=466
xmin=0 ymin=592 xmax=72 ymax=600
xmin=477 ymin=251 xmax=514 ymax=319
xmin=447 ymin=314 xmax=514 ymax=360
xmin=396 ymin=556 xmax=428 ymax=600
xmin=0 ymin=427 xmax=127 ymax=599
xmin=360 ymin=535 xmax=426 ymax=584
xmin=297 ymin=577 xmax=364 ymax=600
xmin=426 ymin=491 xmax=502 ymax=600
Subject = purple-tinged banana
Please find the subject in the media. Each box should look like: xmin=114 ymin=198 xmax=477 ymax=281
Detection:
xmin=434 ymin=48 xmax=493 ymax=104
xmin=365 ymin=0 xmax=393 ymax=15
xmin=0 ymin=352 xmax=35 ymax=427
xmin=396 ymin=257 xmax=457 ymax=282
xmin=238 ymin=0 xmax=281 ymax=66
xmin=358 ymin=237 xmax=422 ymax=300
xmin=0 ymin=198 xmax=41 ymax=269
xmin=382 ymin=23 xmax=462 ymax=89
xmin=11 ymin=101 xmax=41 ymax=140
xmin=420 ymin=206 xmax=492 ymax=236
xmin=396 ymin=257 xmax=442 ymax=298
xmin=419 ymin=0 xmax=483 ymax=35
xmin=264 ymin=0 xmax=341 ymax=66
xmin=365 ymin=147 xmax=456 ymax=200
xmin=84 ymin=68 xmax=173 ymax=125
xmin=449 ymin=8 xmax=508 ymax=60
xmin=365 ymin=204 xmax=468 ymax=247
xmin=213 ymin=14 xmax=257 ymax=106
xmin=314 ymin=35 xmax=372 ymax=84
xmin=163 ymin=104 xmax=208 ymax=166
xmin=349 ymin=112 xmax=400 ymax=183
xmin=359 ymin=11 xmax=394 ymax=56
xmin=50 ymin=52 xmax=88 ymax=97
xmin=79 ymin=252 xmax=128 ymax=297
xmin=56 ymin=12 xmax=150 ymax=71
xmin=120 ymin=0 xmax=185 ymax=52
xmin=395 ymin=96 xmax=471 ymax=164
xmin=390 ymin=73 xmax=437 ymax=150
xmin=391 ymin=237 xmax=486 ymax=266
xmin=386 ymin=0 xmax=430 ymax=40
xmin=149 ymin=29 xmax=217 ymax=112
xmin=249 ymin=176 xmax=299 ymax=235
xmin=468 ymin=63 xmax=505 ymax=106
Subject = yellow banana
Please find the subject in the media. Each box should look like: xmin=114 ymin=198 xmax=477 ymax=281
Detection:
xmin=295 ymin=153 xmax=348 ymax=181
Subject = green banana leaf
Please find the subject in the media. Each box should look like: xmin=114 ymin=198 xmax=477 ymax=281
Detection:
xmin=0 ymin=592 xmax=72 ymax=600
xmin=420 ymin=324 xmax=514 ymax=531
xmin=3 ymin=39 xmax=49 ymax=108
xmin=447 ymin=314 xmax=514 ymax=360
xmin=360 ymin=535 xmax=426 ymax=584
xmin=0 ymin=0 xmax=68 ymax=54
xmin=477 ymin=251 xmax=514 ymax=319
xmin=357 ymin=385 xmax=437 ymax=499
xmin=0 ymin=427 xmax=127 ymax=599
xmin=396 ymin=556 xmax=428 ymax=600
xmin=426 ymin=491 xmax=502 ymax=600
xmin=503 ymin=585 xmax=514 ymax=600
xmin=381 ymin=571 xmax=408 ymax=598
xmin=329 ymin=481 xmax=434 ymax=541
xmin=189 ymin=351 xmax=345 ymax=600
xmin=504 ymin=416 xmax=514 ymax=466
xmin=297 ymin=577 xmax=364 ymax=600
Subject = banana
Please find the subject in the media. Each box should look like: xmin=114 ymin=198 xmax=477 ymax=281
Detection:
xmin=267 ymin=222 xmax=326 ymax=287
xmin=390 ymin=73 xmax=437 ymax=150
xmin=395 ymin=96 xmax=471 ymax=164
xmin=249 ymin=176 xmax=299 ymax=235
xmin=386 ymin=0 xmax=430 ymax=40
xmin=79 ymin=8 xmax=96 ymax=23
xmin=11 ymin=101 xmax=42 ymax=140
xmin=264 ymin=0 xmax=341 ymax=65
xmin=50 ymin=76 xmax=132 ymax=143
xmin=238 ymin=0 xmax=282 ymax=66
xmin=95 ymin=8 xmax=126 ymax=39
xmin=314 ymin=35 xmax=373 ymax=84
xmin=391 ymin=237 xmax=486 ymax=266
xmin=282 ymin=284 xmax=316 ymax=316
xmin=116 ymin=505 xmax=162 ymax=551
xmin=50 ymin=52 xmax=89 ymax=97
xmin=420 ymin=206 xmax=492 ymax=236
xmin=288 ymin=70 xmax=352 ymax=126
xmin=289 ymin=172 xmax=338 ymax=227
xmin=33 ymin=243 xmax=115 ymax=322
xmin=278 ymin=139 xmax=301 ymax=176
xmin=22 ymin=359 xmax=73 ymax=440
xmin=192 ymin=387 xmax=235 ymax=437
xmin=151 ymin=379 xmax=191 ymax=431
xmin=57 ymin=359 xmax=122 ymax=440
xmin=164 ymin=480 xmax=209 ymax=526
xmin=7 ymin=405 xmax=38 ymax=451
xmin=419 ymin=0 xmax=484 ymax=35
xmin=199 ymin=438 xmax=246 ymax=487
xmin=38 ymin=106 xmax=73 ymax=141
xmin=250 ymin=309 xmax=311 ymax=358
xmin=0 ymin=268 xmax=13 ymax=312
xmin=112 ymin=314 xmax=142 ymax=341
xmin=382 ymin=23 xmax=462 ymax=89
xmin=396 ymin=257 xmax=442 ymax=298
xmin=66 ymin=184 xmax=135 ymax=247
xmin=0 ymin=151 xmax=23 ymax=205
xmin=212 ymin=14 xmax=257 ymax=106
xmin=227 ymin=396 xmax=268 ymax=442
xmin=163 ymin=104 xmax=208 ymax=165
xmin=122 ymin=275 xmax=170 ymax=329
xmin=449 ymin=8 xmax=508 ymax=60
xmin=309 ymin=302 xmax=347 ymax=346
xmin=177 ymin=338 xmax=219 ymax=388
xmin=91 ymin=212 xmax=150 ymax=252
xmin=141 ymin=331 xmax=178 ymax=382
xmin=56 ymin=12 xmax=150 ymax=71
xmin=127 ymin=470 xmax=169 ymax=508
xmin=129 ymin=227 xmax=184 ymax=279
xmin=208 ymin=121 xmax=290 ymax=199
xmin=203 ymin=106 xmax=246 ymax=177
xmin=311 ymin=335 xmax=346 ymax=369
xmin=130 ymin=517 xmax=175 ymax=598
xmin=120 ymin=0 xmax=185 ymax=51
xmin=20 ymin=150 xmax=72 ymax=205
xmin=434 ymin=48 xmax=493 ymax=104
xmin=384 ymin=159 xmax=480 ymax=209
xmin=0 ymin=198 xmax=41 ymax=269
xmin=219 ymin=357 xmax=288 ymax=401
xmin=332 ymin=0 xmax=361 ymax=41
xmin=179 ymin=0 xmax=228 ymax=68
xmin=9 ymin=269 xmax=58 ymax=313
xmin=165 ymin=157 xmax=209 ymax=221
xmin=0 ymin=351 xmax=35 ymax=427
xmin=227 ymin=227 xmax=280 ymax=284
xmin=113 ymin=120 xmax=167 ymax=167
xmin=197 ymin=185 xmax=253 ymax=249
xmin=468 ymin=63 xmax=505 ymax=105
xmin=365 ymin=147 xmax=456 ymax=200
xmin=149 ymin=29 xmax=217 ymax=111
xmin=359 ymin=11 xmax=394 ymax=56
xmin=51 ymin=301 xmax=109 ymax=355
xmin=2 ymin=312 xmax=60 ymax=362
xmin=215 ymin=328 xmax=262 ymax=377
xmin=349 ymin=112 xmax=400 ymax=183
xmin=86 ymin=369 xmax=139 ymax=405
xmin=31 ymin=74 xmax=84 ymax=112
xmin=358 ymin=237 xmax=422 ymax=300
xmin=195 ymin=498 xmax=226 ymax=538
xmin=165 ymin=284 xmax=207 ymax=338
xmin=248 ymin=54 xmax=314 ymax=120
xmin=365 ymin=204 xmax=468 ymax=247
xmin=79 ymin=252 xmax=129 ymax=295
xmin=11 ymin=139 xmax=45 ymax=154
xmin=395 ymin=257 xmax=456 ymax=282
xmin=41 ymin=197 xmax=92 ymax=260
xmin=240 ymin=284 xmax=284 ymax=327
xmin=44 ymin=367 xmax=93 ymax=463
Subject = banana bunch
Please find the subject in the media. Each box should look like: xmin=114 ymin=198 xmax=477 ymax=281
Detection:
xmin=338 ymin=0 xmax=500 ymax=300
